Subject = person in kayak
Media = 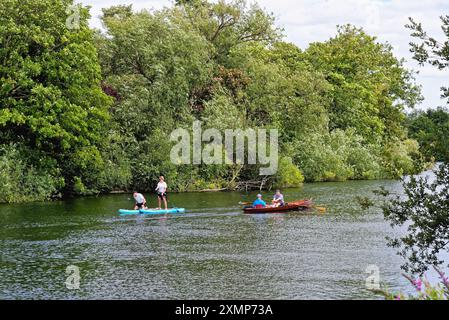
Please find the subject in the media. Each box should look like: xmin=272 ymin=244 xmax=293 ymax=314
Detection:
xmin=252 ymin=194 xmax=267 ymax=208
xmin=271 ymin=190 xmax=285 ymax=207
xmin=133 ymin=192 xmax=147 ymax=210
xmin=155 ymin=176 xmax=168 ymax=210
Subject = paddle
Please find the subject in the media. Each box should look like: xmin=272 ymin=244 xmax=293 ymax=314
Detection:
xmin=314 ymin=206 xmax=326 ymax=213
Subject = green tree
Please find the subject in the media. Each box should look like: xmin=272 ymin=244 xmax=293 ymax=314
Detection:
xmin=0 ymin=0 xmax=112 ymax=197
xmin=274 ymin=157 xmax=304 ymax=188
xmin=97 ymin=5 xmax=218 ymax=191
xmin=0 ymin=0 xmax=429 ymax=203
xmin=226 ymin=41 xmax=331 ymax=143
xmin=407 ymin=108 xmax=449 ymax=162
xmin=305 ymin=25 xmax=422 ymax=143
xmin=173 ymin=0 xmax=282 ymax=64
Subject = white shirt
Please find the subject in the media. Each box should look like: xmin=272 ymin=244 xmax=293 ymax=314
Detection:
xmin=156 ymin=181 xmax=167 ymax=193
xmin=134 ymin=193 xmax=145 ymax=203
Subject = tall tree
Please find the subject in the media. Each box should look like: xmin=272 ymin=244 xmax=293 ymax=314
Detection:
xmin=305 ymin=25 xmax=422 ymax=143
xmin=173 ymin=0 xmax=282 ymax=64
xmin=0 ymin=0 xmax=111 ymax=195
xmin=97 ymin=6 xmax=216 ymax=190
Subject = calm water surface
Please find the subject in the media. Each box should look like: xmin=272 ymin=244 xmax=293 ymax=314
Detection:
xmin=1 ymin=174 xmax=436 ymax=299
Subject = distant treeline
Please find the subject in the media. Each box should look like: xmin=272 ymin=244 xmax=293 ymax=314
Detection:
xmin=0 ymin=0 xmax=442 ymax=203
xmin=407 ymin=107 xmax=449 ymax=163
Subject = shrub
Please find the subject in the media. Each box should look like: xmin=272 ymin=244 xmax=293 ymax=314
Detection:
xmin=0 ymin=145 xmax=63 ymax=203
xmin=274 ymin=157 xmax=304 ymax=188
xmin=293 ymin=130 xmax=381 ymax=182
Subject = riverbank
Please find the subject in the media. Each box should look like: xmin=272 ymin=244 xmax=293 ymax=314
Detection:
xmin=2 ymin=161 xmax=439 ymax=205
xmin=0 ymin=177 xmax=384 ymax=205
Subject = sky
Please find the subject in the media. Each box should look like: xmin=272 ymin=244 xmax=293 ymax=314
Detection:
xmin=83 ymin=0 xmax=449 ymax=110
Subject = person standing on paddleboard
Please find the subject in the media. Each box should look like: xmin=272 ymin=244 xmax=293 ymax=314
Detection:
xmin=133 ymin=192 xmax=147 ymax=210
xmin=156 ymin=176 xmax=168 ymax=210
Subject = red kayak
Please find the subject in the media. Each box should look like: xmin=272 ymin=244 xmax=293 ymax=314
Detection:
xmin=243 ymin=199 xmax=313 ymax=214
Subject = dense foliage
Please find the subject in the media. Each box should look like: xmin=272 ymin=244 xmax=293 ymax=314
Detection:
xmin=0 ymin=0 xmax=428 ymax=202
xmin=407 ymin=108 xmax=449 ymax=163
xmin=0 ymin=0 xmax=111 ymax=201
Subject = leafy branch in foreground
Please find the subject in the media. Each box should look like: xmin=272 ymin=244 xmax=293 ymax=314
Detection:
xmin=406 ymin=15 xmax=449 ymax=102
xmin=379 ymin=163 xmax=449 ymax=275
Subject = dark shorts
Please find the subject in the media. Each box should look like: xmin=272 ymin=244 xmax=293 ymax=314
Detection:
xmin=136 ymin=202 xmax=144 ymax=209
xmin=157 ymin=192 xmax=167 ymax=200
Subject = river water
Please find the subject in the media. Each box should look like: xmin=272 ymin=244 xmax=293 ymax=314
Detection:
xmin=0 ymin=173 xmax=436 ymax=299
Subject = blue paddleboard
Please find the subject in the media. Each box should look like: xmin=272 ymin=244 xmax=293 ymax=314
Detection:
xmin=118 ymin=208 xmax=185 ymax=215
